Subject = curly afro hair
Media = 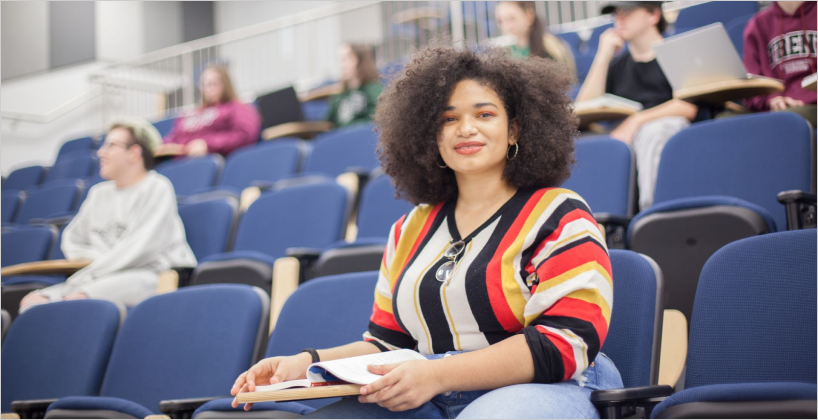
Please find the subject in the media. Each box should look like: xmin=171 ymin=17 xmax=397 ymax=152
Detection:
xmin=374 ymin=42 xmax=577 ymax=205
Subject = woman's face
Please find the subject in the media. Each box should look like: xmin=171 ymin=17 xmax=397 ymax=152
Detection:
xmin=339 ymin=44 xmax=359 ymax=83
xmin=201 ymin=68 xmax=224 ymax=105
xmin=496 ymin=2 xmax=534 ymax=43
xmin=438 ymin=79 xmax=517 ymax=176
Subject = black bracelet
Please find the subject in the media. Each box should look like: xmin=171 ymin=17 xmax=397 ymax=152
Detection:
xmin=300 ymin=348 xmax=320 ymax=364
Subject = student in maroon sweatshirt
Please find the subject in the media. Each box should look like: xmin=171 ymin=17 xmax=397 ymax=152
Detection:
xmin=160 ymin=65 xmax=261 ymax=157
xmin=744 ymin=1 xmax=816 ymax=126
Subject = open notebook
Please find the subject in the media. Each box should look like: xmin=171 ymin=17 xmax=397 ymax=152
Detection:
xmin=236 ymin=349 xmax=427 ymax=403
xmin=574 ymin=94 xmax=644 ymax=113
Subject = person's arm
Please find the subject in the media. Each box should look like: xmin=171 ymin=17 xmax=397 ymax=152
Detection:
xmin=61 ymin=188 xmax=102 ymax=260
xmin=742 ymin=17 xmax=775 ymax=112
xmin=576 ymin=29 xmax=624 ymax=102
xmin=611 ymin=98 xmax=698 ymax=143
xmin=231 ymin=214 xmax=415 ymax=410
xmin=66 ymin=179 xmax=182 ymax=286
xmin=163 ymin=116 xmax=185 ymax=145
xmin=202 ymin=103 xmax=261 ymax=155
xmin=361 ymin=195 xmax=612 ymax=411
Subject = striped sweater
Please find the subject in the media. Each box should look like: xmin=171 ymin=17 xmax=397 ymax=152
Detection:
xmin=363 ymin=187 xmax=612 ymax=384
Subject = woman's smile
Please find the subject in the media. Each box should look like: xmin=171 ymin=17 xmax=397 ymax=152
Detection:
xmin=454 ymin=141 xmax=485 ymax=155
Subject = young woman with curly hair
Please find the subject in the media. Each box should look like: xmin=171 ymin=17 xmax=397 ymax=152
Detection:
xmin=230 ymin=43 xmax=622 ymax=419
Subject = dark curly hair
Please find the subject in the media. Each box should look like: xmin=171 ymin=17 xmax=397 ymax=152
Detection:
xmin=374 ymin=42 xmax=577 ymax=205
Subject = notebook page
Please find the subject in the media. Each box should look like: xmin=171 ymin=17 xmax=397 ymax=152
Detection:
xmin=307 ymin=349 xmax=426 ymax=385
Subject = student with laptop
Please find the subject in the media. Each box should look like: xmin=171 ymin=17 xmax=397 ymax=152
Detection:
xmin=158 ymin=65 xmax=261 ymax=157
xmin=576 ymin=1 xmax=697 ymax=210
xmin=743 ymin=1 xmax=816 ymax=126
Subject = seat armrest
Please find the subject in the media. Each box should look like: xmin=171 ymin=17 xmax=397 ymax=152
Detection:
xmin=41 ymin=213 xmax=76 ymax=227
xmin=170 ymin=266 xmax=195 ymax=288
xmin=11 ymin=398 xmax=58 ymax=419
xmin=777 ymin=190 xmax=817 ymax=230
xmin=159 ymin=396 xmax=225 ymax=419
xmin=591 ymin=385 xmax=673 ymax=419
xmin=286 ymin=247 xmax=323 ymax=282
xmin=250 ymin=181 xmax=278 ymax=192
xmin=593 ymin=213 xmax=632 ymax=249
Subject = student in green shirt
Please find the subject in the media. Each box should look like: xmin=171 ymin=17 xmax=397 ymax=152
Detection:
xmin=327 ymin=44 xmax=383 ymax=128
xmin=495 ymin=1 xmax=576 ymax=78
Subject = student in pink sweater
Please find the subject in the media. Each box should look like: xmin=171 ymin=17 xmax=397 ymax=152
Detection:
xmin=160 ymin=66 xmax=261 ymax=157
xmin=744 ymin=1 xmax=816 ymax=126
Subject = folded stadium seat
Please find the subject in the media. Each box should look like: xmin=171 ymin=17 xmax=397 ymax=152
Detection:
xmin=1 ymin=225 xmax=56 ymax=274
xmin=183 ymin=271 xmax=379 ymax=419
xmin=296 ymin=122 xmax=379 ymax=182
xmin=41 ymin=151 xmax=98 ymax=186
xmin=0 ymin=309 xmax=8 ymax=344
xmin=55 ymin=136 xmax=97 ymax=161
xmin=189 ymin=181 xmax=350 ymax=295
xmin=586 ymin=22 xmax=614 ymax=51
xmin=2 ymin=190 xmax=24 ymax=223
xmin=10 ymin=180 xmax=82 ymax=225
xmin=574 ymin=51 xmax=597 ymax=85
xmin=2 ymin=224 xmax=67 ymax=283
xmin=42 ymin=284 xmax=269 ymax=419
xmin=1 ymin=224 xmax=67 ymax=319
xmin=573 ymin=250 xmax=669 ymax=417
xmin=646 ymin=230 xmax=816 ymax=418
xmin=726 ymin=13 xmax=755 ymax=59
xmin=627 ymin=113 xmax=814 ymax=323
xmin=555 ymin=30 xmax=582 ymax=52
xmin=562 ymin=138 xmax=636 ymax=248
xmin=179 ymin=197 xmax=239 ymax=263
xmin=302 ymin=99 xmax=330 ymax=121
xmin=2 ymin=300 xmax=124 ymax=418
xmin=155 ymin=154 xmax=224 ymax=198
xmin=3 ymin=165 xmax=47 ymax=192
xmin=152 ymin=115 xmax=178 ymax=138
xmin=186 ymin=140 xmax=307 ymax=207
xmin=299 ymin=173 xmax=415 ymax=280
xmin=673 ymin=1 xmax=758 ymax=30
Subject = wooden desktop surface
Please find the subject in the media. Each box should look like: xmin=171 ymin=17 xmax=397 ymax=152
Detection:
xmin=1 ymin=259 xmax=91 ymax=277
xmin=262 ymin=121 xmax=334 ymax=141
xmin=675 ymin=77 xmax=784 ymax=106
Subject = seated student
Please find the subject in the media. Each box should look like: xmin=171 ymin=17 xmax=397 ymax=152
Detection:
xmin=326 ymin=43 xmax=383 ymax=128
xmin=576 ymin=1 xmax=697 ymax=210
xmin=19 ymin=119 xmax=197 ymax=312
xmin=495 ymin=1 xmax=576 ymax=76
xmin=159 ymin=65 xmax=261 ymax=157
xmin=230 ymin=43 xmax=622 ymax=419
xmin=743 ymin=1 xmax=816 ymax=127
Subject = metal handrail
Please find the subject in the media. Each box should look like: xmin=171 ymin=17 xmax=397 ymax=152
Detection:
xmin=94 ymin=1 xmax=379 ymax=71
xmin=0 ymin=86 xmax=101 ymax=124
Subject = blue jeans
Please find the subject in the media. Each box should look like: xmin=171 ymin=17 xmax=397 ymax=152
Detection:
xmin=301 ymin=352 xmax=623 ymax=419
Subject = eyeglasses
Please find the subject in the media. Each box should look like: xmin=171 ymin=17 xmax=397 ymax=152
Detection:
xmin=435 ymin=240 xmax=465 ymax=283
xmin=99 ymin=141 xmax=131 ymax=151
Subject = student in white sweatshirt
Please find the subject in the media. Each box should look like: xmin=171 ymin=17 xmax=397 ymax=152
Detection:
xmin=19 ymin=119 xmax=197 ymax=311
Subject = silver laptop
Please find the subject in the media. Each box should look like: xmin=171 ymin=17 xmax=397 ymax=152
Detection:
xmin=653 ymin=23 xmax=749 ymax=90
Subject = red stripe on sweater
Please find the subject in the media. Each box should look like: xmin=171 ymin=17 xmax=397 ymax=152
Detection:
xmin=486 ymin=189 xmax=548 ymax=331
xmin=537 ymin=325 xmax=578 ymax=381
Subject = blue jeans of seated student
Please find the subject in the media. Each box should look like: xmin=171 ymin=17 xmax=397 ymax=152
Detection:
xmin=300 ymin=351 xmax=623 ymax=419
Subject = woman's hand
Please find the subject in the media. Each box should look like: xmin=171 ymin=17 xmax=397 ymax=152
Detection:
xmin=358 ymin=359 xmax=445 ymax=412
xmin=230 ymin=353 xmax=313 ymax=411
xmin=769 ymin=96 xmax=805 ymax=111
xmin=186 ymin=139 xmax=209 ymax=157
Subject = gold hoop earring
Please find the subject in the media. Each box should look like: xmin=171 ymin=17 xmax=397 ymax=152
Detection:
xmin=507 ymin=143 xmax=519 ymax=161
xmin=437 ymin=155 xmax=448 ymax=169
